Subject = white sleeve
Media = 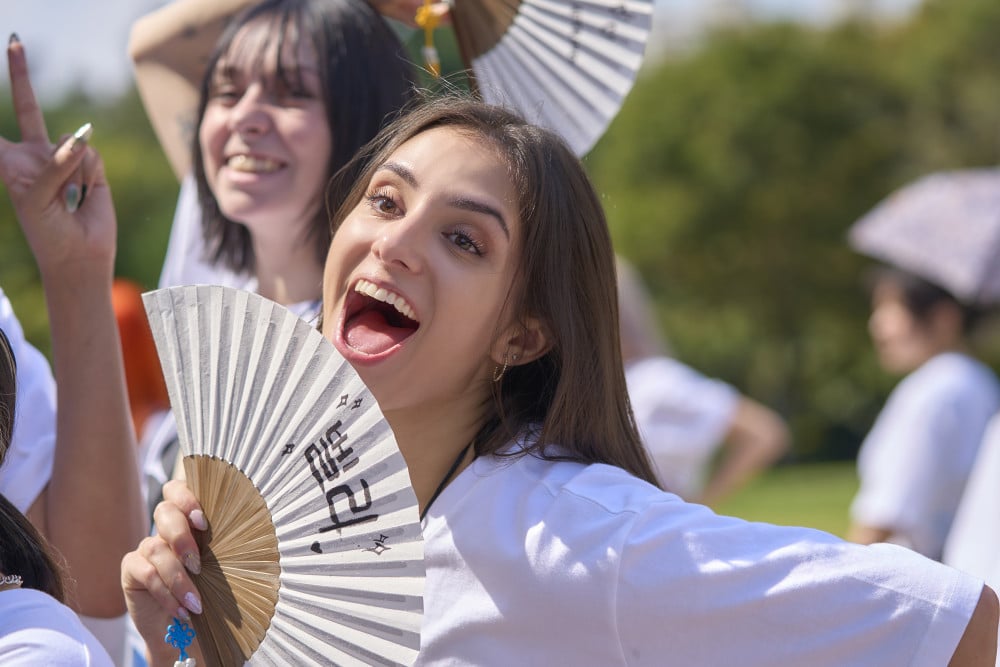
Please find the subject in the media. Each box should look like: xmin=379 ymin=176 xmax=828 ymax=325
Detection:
xmin=617 ymin=503 xmax=981 ymax=667
xmin=850 ymin=378 xmax=976 ymax=557
xmin=0 ymin=287 xmax=56 ymax=513
xmin=944 ymin=414 xmax=1000 ymax=590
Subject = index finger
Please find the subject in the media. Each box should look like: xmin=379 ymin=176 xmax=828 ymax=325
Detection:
xmin=7 ymin=35 xmax=49 ymax=143
xmin=162 ymin=479 xmax=208 ymax=531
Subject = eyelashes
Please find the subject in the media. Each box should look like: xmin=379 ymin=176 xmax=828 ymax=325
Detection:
xmin=362 ymin=187 xmax=488 ymax=257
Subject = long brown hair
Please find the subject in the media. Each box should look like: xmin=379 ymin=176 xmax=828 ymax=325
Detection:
xmin=327 ymin=96 xmax=660 ymax=486
xmin=0 ymin=328 xmax=66 ymax=601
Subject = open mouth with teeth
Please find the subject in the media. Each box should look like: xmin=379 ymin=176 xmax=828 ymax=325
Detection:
xmin=226 ymin=154 xmax=283 ymax=174
xmin=342 ymin=279 xmax=420 ymax=355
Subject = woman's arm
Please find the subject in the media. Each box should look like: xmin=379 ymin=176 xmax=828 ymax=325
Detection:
xmin=128 ymin=0 xmax=253 ymax=180
xmin=1 ymin=37 xmax=146 ymax=617
xmin=949 ymin=584 xmax=998 ymax=666
xmin=700 ymin=398 xmax=789 ymax=507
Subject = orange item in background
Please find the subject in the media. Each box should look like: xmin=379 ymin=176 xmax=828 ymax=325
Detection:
xmin=112 ymin=278 xmax=169 ymax=439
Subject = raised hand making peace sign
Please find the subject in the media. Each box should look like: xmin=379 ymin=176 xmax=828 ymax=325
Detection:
xmin=0 ymin=35 xmax=117 ymax=281
xmin=0 ymin=34 xmax=146 ymax=652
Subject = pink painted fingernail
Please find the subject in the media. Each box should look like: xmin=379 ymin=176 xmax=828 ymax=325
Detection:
xmin=176 ymin=606 xmax=191 ymax=622
xmin=183 ymin=551 xmax=201 ymax=575
xmin=189 ymin=509 xmax=208 ymax=531
xmin=183 ymin=591 xmax=202 ymax=615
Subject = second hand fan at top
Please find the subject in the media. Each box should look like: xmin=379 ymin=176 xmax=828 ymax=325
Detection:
xmin=143 ymin=285 xmax=423 ymax=666
xmin=449 ymin=0 xmax=654 ymax=156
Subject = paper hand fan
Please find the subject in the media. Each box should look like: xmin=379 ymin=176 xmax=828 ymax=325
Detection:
xmin=449 ymin=0 xmax=654 ymax=156
xmin=143 ymin=285 xmax=423 ymax=666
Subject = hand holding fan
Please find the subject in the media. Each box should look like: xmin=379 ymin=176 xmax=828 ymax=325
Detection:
xmin=143 ymin=285 xmax=423 ymax=666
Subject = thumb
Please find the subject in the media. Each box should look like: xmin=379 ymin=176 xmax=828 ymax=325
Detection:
xmin=27 ymin=123 xmax=92 ymax=211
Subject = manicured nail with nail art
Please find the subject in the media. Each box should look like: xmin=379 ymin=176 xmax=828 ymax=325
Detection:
xmin=68 ymin=122 xmax=93 ymax=152
xmin=183 ymin=551 xmax=201 ymax=575
xmin=183 ymin=591 xmax=202 ymax=615
xmin=65 ymin=184 xmax=80 ymax=213
xmin=176 ymin=606 xmax=191 ymax=622
xmin=189 ymin=509 xmax=208 ymax=531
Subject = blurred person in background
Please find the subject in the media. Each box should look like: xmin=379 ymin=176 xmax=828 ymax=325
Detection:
xmin=617 ymin=257 xmax=789 ymax=506
xmin=0 ymin=328 xmax=114 ymax=666
xmin=126 ymin=0 xmax=419 ymax=515
xmin=848 ymin=266 xmax=1000 ymax=560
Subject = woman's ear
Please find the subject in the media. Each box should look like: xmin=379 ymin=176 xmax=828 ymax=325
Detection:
xmin=491 ymin=317 xmax=551 ymax=367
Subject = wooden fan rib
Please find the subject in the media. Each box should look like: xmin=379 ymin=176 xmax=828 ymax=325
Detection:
xmin=451 ymin=0 xmax=523 ymax=63
xmin=185 ymin=456 xmax=279 ymax=665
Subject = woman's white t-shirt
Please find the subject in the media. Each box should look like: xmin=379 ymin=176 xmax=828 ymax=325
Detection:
xmin=419 ymin=447 xmax=980 ymax=665
xmin=850 ymin=352 xmax=1000 ymax=559
xmin=0 ymin=588 xmax=114 ymax=666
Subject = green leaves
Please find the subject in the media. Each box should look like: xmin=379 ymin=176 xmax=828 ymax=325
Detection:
xmin=588 ymin=0 xmax=1000 ymax=459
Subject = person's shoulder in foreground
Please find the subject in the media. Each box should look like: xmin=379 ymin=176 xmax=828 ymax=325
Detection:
xmin=0 ymin=588 xmax=114 ymax=666
xmin=421 ymin=442 xmax=994 ymax=666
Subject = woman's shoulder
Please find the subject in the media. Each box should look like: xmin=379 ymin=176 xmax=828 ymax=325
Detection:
xmin=469 ymin=448 xmax=690 ymax=523
xmin=888 ymin=352 xmax=1000 ymax=413
xmin=0 ymin=589 xmax=114 ymax=666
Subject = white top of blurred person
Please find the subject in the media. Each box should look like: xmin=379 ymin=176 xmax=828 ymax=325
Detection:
xmin=0 ymin=287 xmax=55 ymax=514
xmin=945 ymin=413 xmax=1000 ymax=606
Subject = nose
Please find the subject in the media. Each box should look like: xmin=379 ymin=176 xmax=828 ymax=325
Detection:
xmin=228 ymin=84 xmax=271 ymax=138
xmin=371 ymin=215 xmax=424 ymax=273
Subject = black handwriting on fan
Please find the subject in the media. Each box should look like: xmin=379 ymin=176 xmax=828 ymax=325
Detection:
xmin=309 ymin=533 xmax=391 ymax=555
xmin=304 ymin=420 xmax=380 ymax=534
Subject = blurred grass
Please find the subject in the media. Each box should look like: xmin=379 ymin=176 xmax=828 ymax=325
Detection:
xmin=714 ymin=461 xmax=858 ymax=538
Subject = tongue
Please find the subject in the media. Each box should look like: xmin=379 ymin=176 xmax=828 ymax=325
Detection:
xmin=344 ymin=310 xmax=412 ymax=354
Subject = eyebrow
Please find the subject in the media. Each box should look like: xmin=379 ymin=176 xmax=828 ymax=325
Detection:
xmin=377 ymin=161 xmax=510 ymax=237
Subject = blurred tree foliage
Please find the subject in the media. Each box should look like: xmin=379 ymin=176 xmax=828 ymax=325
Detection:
xmin=2 ymin=0 xmax=1000 ymax=460
xmin=587 ymin=0 xmax=1000 ymax=460
xmin=0 ymin=86 xmax=177 ymax=358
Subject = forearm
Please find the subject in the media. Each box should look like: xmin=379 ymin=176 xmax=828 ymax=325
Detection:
xmin=701 ymin=400 xmax=788 ymax=506
xmin=42 ymin=267 xmax=146 ymax=616
xmin=128 ymin=0 xmax=254 ymax=179
xmin=846 ymin=523 xmax=894 ymax=546
xmin=701 ymin=440 xmax=782 ymax=506
xmin=949 ymin=585 xmax=999 ymax=666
